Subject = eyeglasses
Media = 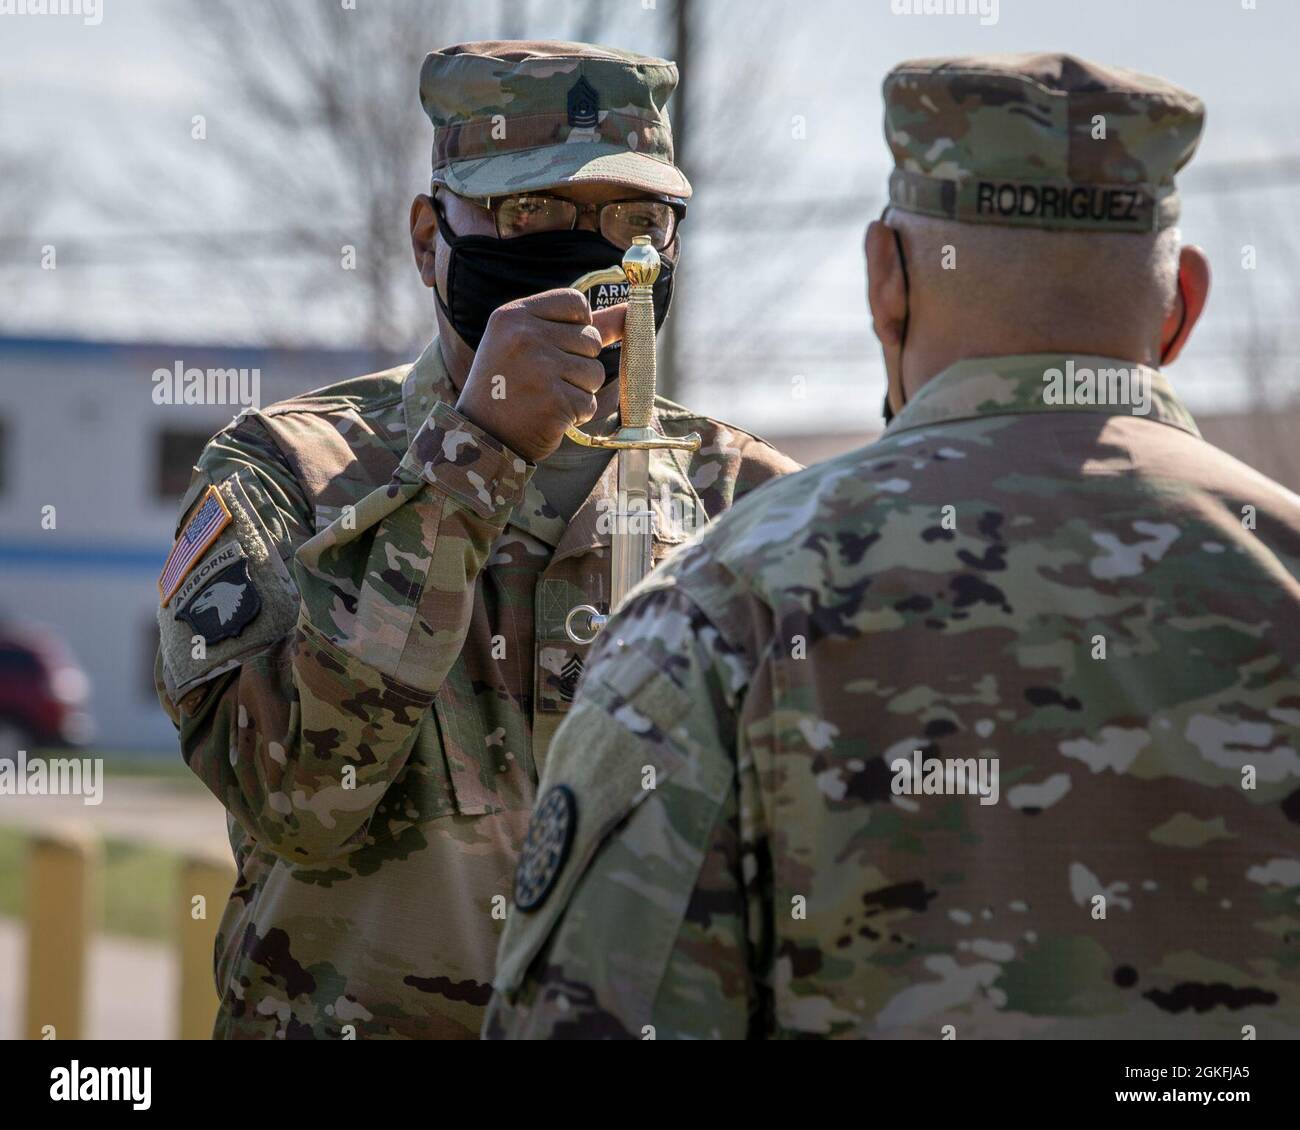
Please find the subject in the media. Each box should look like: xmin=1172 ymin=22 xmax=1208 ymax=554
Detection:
xmin=440 ymin=191 xmax=684 ymax=250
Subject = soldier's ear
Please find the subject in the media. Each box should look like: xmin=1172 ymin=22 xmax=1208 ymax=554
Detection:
xmin=866 ymin=219 xmax=907 ymax=350
xmin=1159 ymin=244 xmax=1210 ymax=366
xmin=410 ymin=195 xmax=440 ymax=289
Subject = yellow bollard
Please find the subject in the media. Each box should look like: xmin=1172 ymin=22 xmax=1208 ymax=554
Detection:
xmin=176 ymin=850 xmax=235 ymax=1040
xmin=23 ymin=827 xmax=100 ymax=1040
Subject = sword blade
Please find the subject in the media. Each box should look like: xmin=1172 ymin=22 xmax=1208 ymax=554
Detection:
xmin=609 ymin=447 xmax=652 ymax=610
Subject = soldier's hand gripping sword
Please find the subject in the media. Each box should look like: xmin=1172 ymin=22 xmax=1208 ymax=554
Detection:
xmin=562 ymin=236 xmax=700 ymax=645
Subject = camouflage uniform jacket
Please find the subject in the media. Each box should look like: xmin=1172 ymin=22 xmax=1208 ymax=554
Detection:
xmin=486 ymin=353 xmax=1300 ymax=1040
xmin=154 ymin=339 xmax=797 ymax=1039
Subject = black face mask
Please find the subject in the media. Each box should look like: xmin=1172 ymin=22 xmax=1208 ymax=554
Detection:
xmin=435 ymin=226 xmax=675 ymax=381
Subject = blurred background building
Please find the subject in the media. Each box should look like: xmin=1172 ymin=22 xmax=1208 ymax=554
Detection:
xmin=0 ymin=336 xmax=380 ymax=750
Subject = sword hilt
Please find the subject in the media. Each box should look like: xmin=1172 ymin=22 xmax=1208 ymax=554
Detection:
xmin=560 ymin=238 xmax=696 ymax=647
xmin=564 ymin=236 xmax=701 ymax=453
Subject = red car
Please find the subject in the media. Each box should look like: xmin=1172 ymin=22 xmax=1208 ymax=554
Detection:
xmin=0 ymin=623 xmax=93 ymax=757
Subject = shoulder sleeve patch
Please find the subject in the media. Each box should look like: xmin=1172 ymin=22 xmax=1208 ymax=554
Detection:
xmin=157 ymin=472 xmax=299 ymax=699
xmin=513 ymin=784 xmax=578 ymax=912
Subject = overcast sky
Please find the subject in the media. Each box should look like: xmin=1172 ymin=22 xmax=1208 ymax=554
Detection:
xmin=2 ymin=0 xmax=1297 ymax=432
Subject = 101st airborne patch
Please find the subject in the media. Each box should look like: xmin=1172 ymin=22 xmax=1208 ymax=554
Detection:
xmin=174 ymin=557 xmax=262 ymax=646
xmin=514 ymin=784 xmax=578 ymax=911
xmin=158 ymin=485 xmax=232 ymax=606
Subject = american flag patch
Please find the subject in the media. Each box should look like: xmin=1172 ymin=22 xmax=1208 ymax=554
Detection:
xmin=159 ymin=485 xmax=233 ymax=606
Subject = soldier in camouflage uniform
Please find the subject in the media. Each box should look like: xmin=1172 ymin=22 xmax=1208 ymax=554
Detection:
xmin=486 ymin=54 xmax=1300 ymax=1039
xmin=154 ymin=40 xmax=797 ymax=1039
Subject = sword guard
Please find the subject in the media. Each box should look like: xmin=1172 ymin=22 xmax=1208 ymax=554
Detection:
xmin=563 ymin=424 xmax=701 ymax=451
xmin=570 ymin=264 xmax=629 ymax=299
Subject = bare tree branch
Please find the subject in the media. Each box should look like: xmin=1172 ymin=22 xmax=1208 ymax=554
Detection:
xmin=0 ymin=109 xmax=59 ymax=314
xmin=151 ymin=0 xmax=455 ymax=359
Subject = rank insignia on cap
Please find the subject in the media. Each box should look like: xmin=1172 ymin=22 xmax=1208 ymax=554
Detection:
xmin=514 ymin=784 xmax=577 ymax=912
xmin=174 ymin=558 xmax=262 ymax=645
xmin=567 ymin=76 xmax=599 ymax=129
xmin=159 ymin=485 xmax=232 ymax=606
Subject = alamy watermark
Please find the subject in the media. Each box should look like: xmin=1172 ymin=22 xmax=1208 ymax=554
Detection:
xmin=891 ymin=750 xmax=1000 ymax=806
xmin=1042 ymin=360 xmax=1151 ymax=416
xmin=152 ymin=361 xmax=261 ymax=408
xmin=0 ymin=751 xmax=103 ymax=806
xmin=0 ymin=0 xmax=103 ymax=25
xmin=890 ymin=0 xmax=998 ymax=26
xmin=50 ymin=1061 xmax=150 ymax=1110
xmin=595 ymin=485 xmax=702 ymax=540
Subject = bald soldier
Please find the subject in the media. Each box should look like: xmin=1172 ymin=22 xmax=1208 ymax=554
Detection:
xmin=486 ymin=54 xmax=1300 ymax=1039
xmin=153 ymin=41 xmax=796 ymax=1039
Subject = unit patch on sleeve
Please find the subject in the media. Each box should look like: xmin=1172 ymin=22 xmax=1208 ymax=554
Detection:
xmin=156 ymin=471 xmax=300 ymax=697
xmin=159 ymin=485 xmax=232 ymax=605
xmin=174 ymin=557 xmax=262 ymax=645
xmin=168 ymin=541 xmax=245 ymax=612
xmin=513 ymin=784 xmax=577 ymax=912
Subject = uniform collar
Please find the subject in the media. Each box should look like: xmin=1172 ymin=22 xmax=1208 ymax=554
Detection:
xmin=887 ymin=353 xmax=1201 ymax=439
xmin=401 ymin=339 xmax=705 ymax=554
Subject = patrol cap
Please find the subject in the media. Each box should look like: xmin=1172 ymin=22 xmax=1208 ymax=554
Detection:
xmin=883 ymin=53 xmax=1205 ymax=232
xmin=420 ymin=40 xmax=691 ymax=200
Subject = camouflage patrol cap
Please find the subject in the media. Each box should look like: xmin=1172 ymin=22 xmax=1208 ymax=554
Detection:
xmin=883 ymin=53 xmax=1205 ymax=232
xmin=420 ymin=40 xmax=691 ymax=200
